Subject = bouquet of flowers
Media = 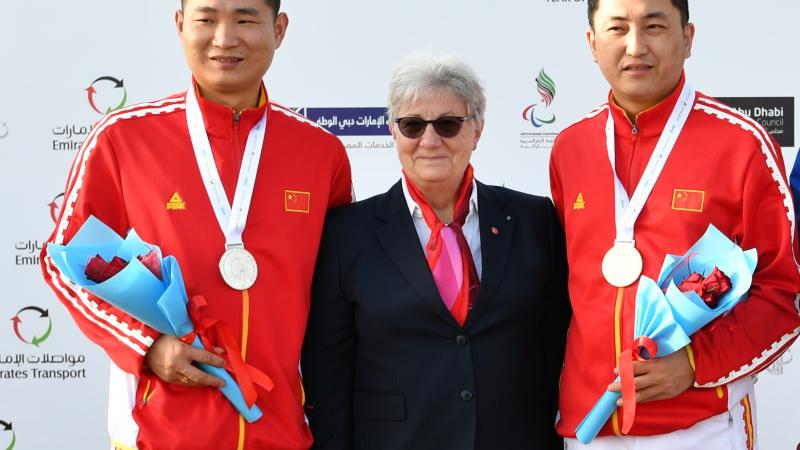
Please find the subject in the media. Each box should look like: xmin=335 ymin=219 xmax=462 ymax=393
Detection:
xmin=47 ymin=215 xmax=271 ymax=423
xmin=575 ymin=224 xmax=757 ymax=443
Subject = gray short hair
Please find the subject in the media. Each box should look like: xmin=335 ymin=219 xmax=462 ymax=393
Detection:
xmin=387 ymin=53 xmax=486 ymax=125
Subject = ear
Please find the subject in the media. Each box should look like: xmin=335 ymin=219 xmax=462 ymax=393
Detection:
xmin=587 ymin=27 xmax=598 ymax=62
xmin=472 ymin=120 xmax=484 ymax=150
xmin=683 ymin=23 xmax=696 ymax=58
xmin=175 ymin=9 xmax=184 ymax=34
xmin=273 ymin=12 xmax=289 ymax=49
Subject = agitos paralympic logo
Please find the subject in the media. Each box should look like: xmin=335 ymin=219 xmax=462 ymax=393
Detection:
xmin=10 ymin=306 xmax=53 ymax=347
xmin=522 ymin=69 xmax=557 ymax=128
xmin=0 ymin=420 xmax=14 ymax=450
xmin=85 ymin=76 xmax=128 ymax=115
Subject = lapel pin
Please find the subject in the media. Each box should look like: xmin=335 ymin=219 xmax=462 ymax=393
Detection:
xmin=491 ymin=226 xmax=500 ymax=236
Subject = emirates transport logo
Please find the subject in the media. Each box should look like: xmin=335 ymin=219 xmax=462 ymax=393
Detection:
xmin=522 ymin=69 xmax=557 ymax=128
xmin=0 ymin=420 xmax=14 ymax=450
xmin=49 ymin=193 xmax=64 ymax=224
xmin=10 ymin=306 xmax=53 ymax=347
xmin=86 ymin=76 xmax=128 ymax=115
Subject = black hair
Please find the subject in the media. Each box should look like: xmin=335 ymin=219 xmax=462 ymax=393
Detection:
xmin=588 ymin=0 xmax=688 ymax=28
xmin=180 ymin=0 xmax=281 ymax=15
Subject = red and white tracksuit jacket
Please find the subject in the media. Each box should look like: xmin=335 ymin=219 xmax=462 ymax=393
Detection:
xmin=40 ymin=83 xmax=352 ymax=450
xmin=549 ymin=75 xmax=800 ymax=438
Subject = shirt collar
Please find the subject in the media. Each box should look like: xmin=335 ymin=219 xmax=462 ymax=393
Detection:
xmin=191 ymin=78 xmax=269 ymax=139
xmin=608 ymin=71 xmax=687 ymax=138
xmin=401 ymin=175 xmax=479 ymax=222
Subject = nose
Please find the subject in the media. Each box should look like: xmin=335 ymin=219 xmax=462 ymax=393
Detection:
xmin=212 ymin=22 xmax=239 ymax=48
xmin=625 ymin=27 xmax=648 ymax=57
xmin=418 ymin=122 xmax=443 ymax=148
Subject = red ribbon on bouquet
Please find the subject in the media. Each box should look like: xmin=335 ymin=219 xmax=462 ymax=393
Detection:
xmin=181 ymin=295 xmax=274 ymax=409
xmin=619 ymin=336 xmax=658 ymax=434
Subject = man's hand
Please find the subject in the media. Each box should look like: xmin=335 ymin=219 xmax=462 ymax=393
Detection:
xmin=143 ymin=335 xmax=226 ymax=388
xmin=608 ymin=348 xmax=695 ymax=404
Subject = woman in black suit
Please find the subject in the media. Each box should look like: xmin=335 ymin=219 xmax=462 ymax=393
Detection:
xmin=302 ymin=53 xmax=570 ymax=450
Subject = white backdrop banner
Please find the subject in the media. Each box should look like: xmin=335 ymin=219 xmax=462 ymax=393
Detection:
xmin=0 ymin=1 xmax=797 ymax=449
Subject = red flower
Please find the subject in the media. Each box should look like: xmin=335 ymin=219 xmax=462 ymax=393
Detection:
xmin=85 ymin=251 xmax=162 ymax=283
xmin=676 ymin=272 xmax=705 ymax=297
xmin=677 ymin=266 xmax=731 ymax=309
xmin=138 ymin=251 xmax=162 ymax=280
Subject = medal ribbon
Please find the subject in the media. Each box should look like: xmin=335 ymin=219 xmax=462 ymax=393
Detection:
xmin=605 ymin=83 xmax=695 ymax=243
xmin=185 ymin=87 xmax=267 ymax=250
xmin=180 ymin=295 xmax=274 ymax=408
xmin=618 ymin=336 xmax=658 ymax=434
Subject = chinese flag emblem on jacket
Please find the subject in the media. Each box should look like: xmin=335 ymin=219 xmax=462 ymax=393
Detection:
xmin=285 ymin=190 xmax=311 ymax=213
xmin=671 ymin=189 xmax=705 ymax=212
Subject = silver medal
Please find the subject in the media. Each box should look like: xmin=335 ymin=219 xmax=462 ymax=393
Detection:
xmin=219 ymin=246 xmax=258 ymax=290
xmin=601 ymin=240 xmax=643 ymax=288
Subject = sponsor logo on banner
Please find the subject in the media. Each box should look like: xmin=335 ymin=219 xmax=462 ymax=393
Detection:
xmin=715 ymin=97 xmax=794 ymax=147
xmin=10 ymin=306 xmax=52 ymax=347
xmin=0 ymin=121 xmax=8 ymax=139
xmin=86 ymin=76 xmax=128 ymax=115
xmin=13 ymin=240 xmax=42 ymax=267
xmin=766 ymin=349 xmax=793 ymax=376
xmin=2 ymin=307 xmax=89 ymax=382
xmin=0 ymin=420 xmax=15 ymax=450
xmin=49 ymin=192 xmax=64 ymax=223
xmin=50 ymin=76 xmax=128 ymax=151
xmin=520 ymin=68 xmax=560 ymax=150
xmin=0 ymin=351 xmax=89 ymax=381
xmin=51 ymin=123 xmax=93 ymax=152
xmin=294 ymin=107 xmax=394 ymax=150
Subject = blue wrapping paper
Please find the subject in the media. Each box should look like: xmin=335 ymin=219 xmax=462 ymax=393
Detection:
xmin=575 ymin=224 xmax=757 ymax=443
xmin=47 ymin=215 xmax=263 ymax=422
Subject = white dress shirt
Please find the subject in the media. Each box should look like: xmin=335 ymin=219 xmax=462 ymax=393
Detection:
xmin=401 ymin=176 xmax=482 ymax=280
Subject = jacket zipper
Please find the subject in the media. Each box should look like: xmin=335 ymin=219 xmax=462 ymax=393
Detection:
xmin=233 ymin=111 xmax=248 ymax=450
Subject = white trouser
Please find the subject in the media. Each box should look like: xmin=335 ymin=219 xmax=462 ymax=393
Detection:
xmin=565 ymin=388 xmax=757 ymax=450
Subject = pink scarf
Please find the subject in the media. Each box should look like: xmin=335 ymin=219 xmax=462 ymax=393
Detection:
xmin=404 ymin=165 xmax=480 ymax=326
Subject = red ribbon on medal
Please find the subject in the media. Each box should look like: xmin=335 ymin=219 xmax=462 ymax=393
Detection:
xmin=180 ymin=295 xmax=274 ymax=408
xmin=619 ymin=336 xmax=658 ymax=434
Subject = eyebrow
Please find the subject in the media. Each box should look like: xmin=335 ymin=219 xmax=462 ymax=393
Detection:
xmin=607 ymin=11 xmax=669 ymax=22
xmin=193 ymin=6 xmax=261 ymax=16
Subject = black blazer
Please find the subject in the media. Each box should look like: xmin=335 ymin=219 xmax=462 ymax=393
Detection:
xmin=302 ymin=181 xmax=570 ymax=450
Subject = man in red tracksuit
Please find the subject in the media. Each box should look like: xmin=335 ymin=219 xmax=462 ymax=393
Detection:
xmin=550 ymin=0 xmax=800 ymax=448
xmin=40 ymin=1 xmax=352 ymax=449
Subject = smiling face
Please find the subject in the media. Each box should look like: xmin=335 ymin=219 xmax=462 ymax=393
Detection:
xmin=588 ymin=0 xmax=694 ymax=116
xmin=176 ymin=0 xmax=287 ymax=109
xmin=391 ymin=89 xmax=483 ymax=193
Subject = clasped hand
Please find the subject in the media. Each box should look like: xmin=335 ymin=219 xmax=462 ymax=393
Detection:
xmin=608 ymin=348 xmax=695 ymax=404
xmin=143 ymin=334 xmax=226 ymax=388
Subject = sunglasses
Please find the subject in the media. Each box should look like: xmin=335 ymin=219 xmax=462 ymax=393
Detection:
xmin=394 ymin=115 xmax=473 ymax=139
